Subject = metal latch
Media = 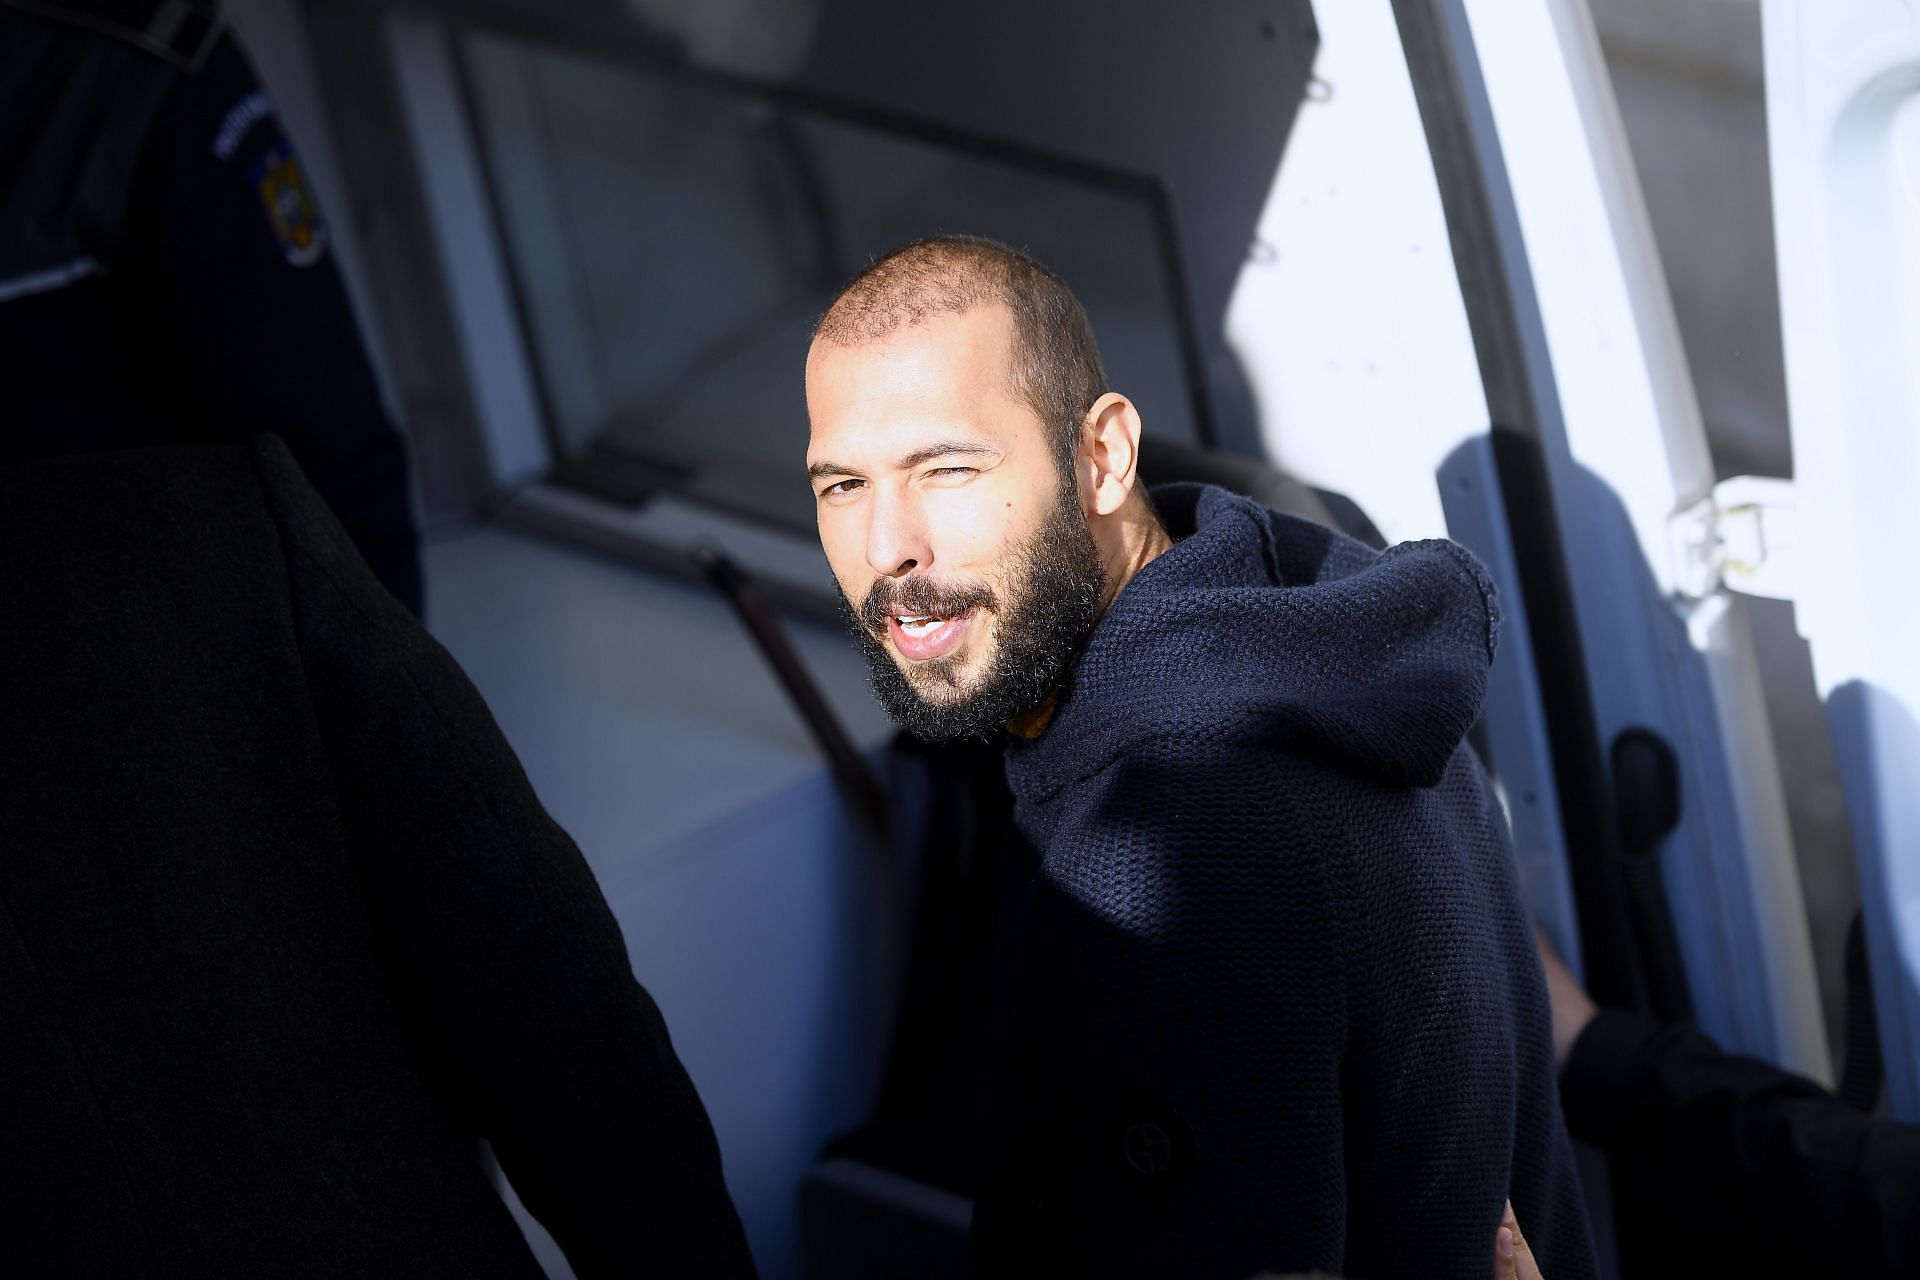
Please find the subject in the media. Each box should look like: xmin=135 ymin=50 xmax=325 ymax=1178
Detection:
xmin=1669 ymin=476 xmax=1797 ymax=601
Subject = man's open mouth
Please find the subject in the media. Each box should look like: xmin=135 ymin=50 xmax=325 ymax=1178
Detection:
xmin=886 ymin=607 xmax=974 ymax=661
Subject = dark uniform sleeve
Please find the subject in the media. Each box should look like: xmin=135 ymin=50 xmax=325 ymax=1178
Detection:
xmin=122 ymin=30 xmax=424 ymax=615
xmin=1565 ymin=1008 xmax=1920 ymax=1279
xmin=245 ymin=435 xmax=756 ymax=1277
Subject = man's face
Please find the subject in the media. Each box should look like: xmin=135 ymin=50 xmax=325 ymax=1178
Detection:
xmin=806 ymin=305 xmax=1106 ymax=740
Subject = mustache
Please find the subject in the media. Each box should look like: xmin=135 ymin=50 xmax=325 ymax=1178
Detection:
xmin=857 ymin=575 xmax=998 ymax=633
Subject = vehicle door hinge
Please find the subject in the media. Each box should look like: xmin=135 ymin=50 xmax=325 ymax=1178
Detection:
xmin=1669 ymin=476 xmax=1796 ymax=601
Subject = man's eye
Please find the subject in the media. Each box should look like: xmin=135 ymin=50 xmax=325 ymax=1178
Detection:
xmin=819 ymin=478 xmax=863 ymax=498
xmin=926 ymin=467 xmax=977 ymax=480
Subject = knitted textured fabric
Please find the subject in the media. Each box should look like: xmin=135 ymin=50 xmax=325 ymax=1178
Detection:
xmin=974 ymin=483 xmax=1597 ymax=1280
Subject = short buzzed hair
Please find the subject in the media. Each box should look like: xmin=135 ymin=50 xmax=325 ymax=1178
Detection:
xmin=812 ymin=236 xmax=1109 ymax=470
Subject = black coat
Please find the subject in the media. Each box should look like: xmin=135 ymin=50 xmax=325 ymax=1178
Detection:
xmin=1566 ymin=1008 xmax=1920 ymax=1279
xmin=0 ymin=439 xmax=755 ymax=1278
xmin=977 ymin=483 xmax=1598 ymax=1280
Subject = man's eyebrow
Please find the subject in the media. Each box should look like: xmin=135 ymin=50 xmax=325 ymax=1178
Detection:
xmin=808 ymin=441 xmax=1000 ymax=483
xmin=894 ymin=441 xmax=1000 ymax=469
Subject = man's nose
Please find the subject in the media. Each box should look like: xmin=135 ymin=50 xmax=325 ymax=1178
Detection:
xmin=865 ymin=488 xmax=931 ymax=579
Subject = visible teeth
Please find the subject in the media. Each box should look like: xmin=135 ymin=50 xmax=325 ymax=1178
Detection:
xmin=899 ymin=615 xmax=946 ymax=636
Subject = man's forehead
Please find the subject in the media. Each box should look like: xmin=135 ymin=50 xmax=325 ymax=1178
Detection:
xmin=806 ymin=307 xmax=1027 ymax=448
xmin=809 ymin=304 xmax=1015 ymax=387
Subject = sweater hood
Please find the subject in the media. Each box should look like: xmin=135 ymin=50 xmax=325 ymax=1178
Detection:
xmin=1006 ymin=483 xmax=1500 ymax=802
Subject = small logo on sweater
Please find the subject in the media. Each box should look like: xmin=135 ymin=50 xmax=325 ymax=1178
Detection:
xmin=1103 ymin=1096 xmax=1189 ymax=1196
xmin=1123 ymin=1121 xmax=1174 ymax=1176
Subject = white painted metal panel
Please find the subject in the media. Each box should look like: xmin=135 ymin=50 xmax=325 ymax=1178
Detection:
xmin=1226 ymin=0 xmax=1583 ymax=962
xmin=1458 ymin=0 xmax=1828 ymax=1078
xmin=387 ymin=16 xmax=553 ymax=490
xmin=1764 ymin=0 xmax=1920 ymax=1118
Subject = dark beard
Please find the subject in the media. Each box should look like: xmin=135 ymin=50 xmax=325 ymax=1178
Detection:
xmin=841 ymin=483 xmax=1106 ymax=742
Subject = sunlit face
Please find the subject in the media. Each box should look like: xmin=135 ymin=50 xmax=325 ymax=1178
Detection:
xmin=806 ymin=305 xmax=1105 ymax=739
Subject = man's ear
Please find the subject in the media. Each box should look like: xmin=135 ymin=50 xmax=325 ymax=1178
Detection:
xmin=1079 ymin=392 xmax=1145 ymax=516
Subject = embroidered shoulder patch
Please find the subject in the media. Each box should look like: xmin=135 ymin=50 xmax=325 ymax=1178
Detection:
xmin=212 ymin=91 xmax=272 ymax=161
xmin=251 ymin=141 xmax=329 ymax=267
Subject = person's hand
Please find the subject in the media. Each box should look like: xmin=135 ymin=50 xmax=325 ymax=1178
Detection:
xmin=1242 ymin=1201 xmax=1547 ymax=1280
xmin=1534 ymin=926 xmax=1599 ymax=1073
xmin=1495 ymin=1198 xmax=1544 ymax=1280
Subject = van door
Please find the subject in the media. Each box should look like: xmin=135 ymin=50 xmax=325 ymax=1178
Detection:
xmin=1764 ymin=0 xmax=1920 ymax=1119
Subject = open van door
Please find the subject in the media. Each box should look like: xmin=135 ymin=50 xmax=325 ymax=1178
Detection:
xmin=1232 ymin=0 xmax=1830 ymax=1083
xmin=1429 ymin=0 xmax=1832 ymax=1081
xmin=1765 ymin=0 xmax=1920 ymax=1120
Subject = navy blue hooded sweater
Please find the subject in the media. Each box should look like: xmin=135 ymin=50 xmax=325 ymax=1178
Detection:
xmin=972 ymin=483 xmax=1597 ymax=1280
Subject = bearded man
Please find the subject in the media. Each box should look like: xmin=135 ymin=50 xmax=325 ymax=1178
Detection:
xmin=803 ymin=236 xmax=1596 ymax=1280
